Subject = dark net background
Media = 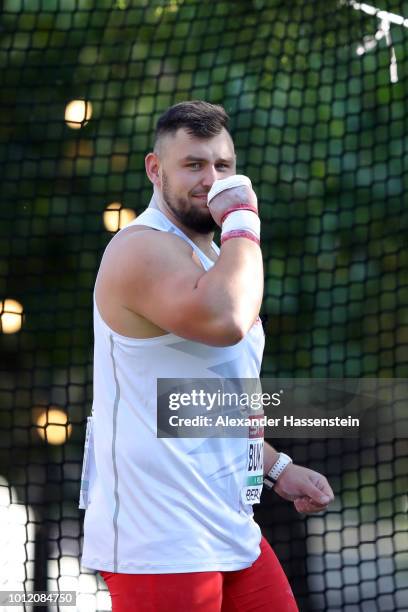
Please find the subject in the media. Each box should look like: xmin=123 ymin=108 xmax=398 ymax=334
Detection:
xmin=1 ymin=0 xmax=407 ymax=610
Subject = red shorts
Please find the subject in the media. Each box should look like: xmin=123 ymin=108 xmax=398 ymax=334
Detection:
xmin=100 ymin=537 xmax=299 ymax=612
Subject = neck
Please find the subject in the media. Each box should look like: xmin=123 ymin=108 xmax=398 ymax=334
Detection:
xmin=149 ymin=192 xmax=216 ymax=257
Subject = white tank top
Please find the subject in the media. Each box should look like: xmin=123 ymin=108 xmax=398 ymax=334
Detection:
xmin=80 ymin=204 xmax=266 ymax=573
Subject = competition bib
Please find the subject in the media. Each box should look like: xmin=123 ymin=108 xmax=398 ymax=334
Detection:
xmin=240 ymin=417 xmax=264 ymax=505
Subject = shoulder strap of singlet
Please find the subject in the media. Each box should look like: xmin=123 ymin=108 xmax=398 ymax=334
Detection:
xmin=122 ymin=198 xmax=219 ymax=271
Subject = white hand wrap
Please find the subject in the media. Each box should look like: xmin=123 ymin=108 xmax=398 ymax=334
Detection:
xmin=207 ymin=175 xmax=260 ymax=245
xmin=222 ymin=210 xmax=260 ymax=239
xmin=207 ymin=174 xmax=253 ymax=205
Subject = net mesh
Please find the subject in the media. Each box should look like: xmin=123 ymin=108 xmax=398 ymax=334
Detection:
xmin=0 ymin=1 xmax=407 ymax=610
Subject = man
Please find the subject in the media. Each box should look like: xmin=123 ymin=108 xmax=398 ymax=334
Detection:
xmin=79 ymin=100 xmax=334 ymax=611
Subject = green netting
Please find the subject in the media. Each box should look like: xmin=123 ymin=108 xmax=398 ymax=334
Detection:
xmin=0 ymin=1 xmax=407 ymax=610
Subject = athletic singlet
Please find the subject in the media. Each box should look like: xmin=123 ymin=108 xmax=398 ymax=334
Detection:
xmin=80 ymin=201 xmax=265 ymax=573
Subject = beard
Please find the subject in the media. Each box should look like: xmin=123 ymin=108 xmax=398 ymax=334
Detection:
xmin=162 ymin=173 xmax=217 ymax=234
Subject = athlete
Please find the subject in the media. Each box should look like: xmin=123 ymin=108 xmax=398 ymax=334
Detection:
xmin=79 ymin=101 xmax=334 ymax=611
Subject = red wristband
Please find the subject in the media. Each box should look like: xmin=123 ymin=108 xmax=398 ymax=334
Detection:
xmin=220 ymin=204 xmax=259 ymax=224
xmin=221 ymin=230 xmax=260 ymax=245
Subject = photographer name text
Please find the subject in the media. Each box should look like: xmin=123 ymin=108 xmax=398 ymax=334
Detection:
xmin=168 ymin=415 xmax=360 ymax=428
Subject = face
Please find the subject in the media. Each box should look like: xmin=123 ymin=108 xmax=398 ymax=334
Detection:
xmin=149 ymin=128 xmax=236 ymax=234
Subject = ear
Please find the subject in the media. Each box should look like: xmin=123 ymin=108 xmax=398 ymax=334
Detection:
xmin=145 ymin=152 xmax=161 ymax=189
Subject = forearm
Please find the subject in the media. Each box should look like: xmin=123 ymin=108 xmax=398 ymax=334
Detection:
xmin=195 ymin=175 xmax=263 ymax=335
xmin=196 ymin=239 xmax=264 ymax=334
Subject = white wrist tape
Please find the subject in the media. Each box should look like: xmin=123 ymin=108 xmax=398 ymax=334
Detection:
xmin=221 ymin=210 xmax=260 ymax=239
xmin=207 ymin=174 xmax=252 ymax=205
xmin=263 ymin=453 xmax=293 ymax=490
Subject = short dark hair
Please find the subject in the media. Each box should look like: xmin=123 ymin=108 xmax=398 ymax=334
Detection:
xmin=154 ymin=100 xmax=230 ymax=150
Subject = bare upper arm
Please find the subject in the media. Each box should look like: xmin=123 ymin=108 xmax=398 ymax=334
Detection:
xmin=99 ymin=229 xmax=235 ymax=345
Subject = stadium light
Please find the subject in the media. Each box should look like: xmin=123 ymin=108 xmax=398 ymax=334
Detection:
xmin=64 ymin=100 xmax=93 ymax=129
xmin=103 ymin=202 xmax=136 ymax=232
xmin=0 ymin=299 xmax=24 ymax=334
xmin=35 ymin=407 xmax=72 ymax=446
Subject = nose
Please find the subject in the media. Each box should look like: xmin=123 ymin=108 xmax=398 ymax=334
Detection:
xmin=201 ymin=165 xmax=222 ymax=189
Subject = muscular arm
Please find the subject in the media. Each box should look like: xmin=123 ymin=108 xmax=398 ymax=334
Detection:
xmin=109 ymin=228 xmax=263 ymax=346
xmin=98 ymin=175 xmax=264 ymax=346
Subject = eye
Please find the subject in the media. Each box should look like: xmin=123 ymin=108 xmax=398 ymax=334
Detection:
xmin=187 ymin=163 xmax=201 ymax=170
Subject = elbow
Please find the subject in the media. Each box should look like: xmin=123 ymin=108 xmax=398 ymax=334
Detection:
xmin=224 ymin=321 xmax=246 ymax=346
xmin=212 ymin=315 xmax=246 ymax=346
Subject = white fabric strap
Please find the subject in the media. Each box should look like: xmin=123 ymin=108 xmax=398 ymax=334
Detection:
xmin=263 ymin=453 xmax=293 ymax=490
xmin=221 ymin=210 xmax=260 ymax=240
xmin=269 ymin=452 xmax=292 ymax=480
xmin=207 ymin=175 xmax=252 ymax=205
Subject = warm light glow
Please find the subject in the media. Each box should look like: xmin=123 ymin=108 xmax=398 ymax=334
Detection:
xmin=35 ymin=407 xmax=72 ymax=445
xmin=0 ymin=299 xmax=23 ymax=334
xmin=64 ymin=99 xmax=93 ymax=129
xmin=103 ymin=202 xmax=136 ymax=232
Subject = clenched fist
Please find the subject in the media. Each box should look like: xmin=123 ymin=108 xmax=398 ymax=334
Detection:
xmin=207 ymin=175 xmax=258 ymax=227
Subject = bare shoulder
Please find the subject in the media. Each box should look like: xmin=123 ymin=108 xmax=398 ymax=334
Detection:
xmin=100 ymin=225 xmax=198 ymax=282
xmin=94 ymin=226 xmax=205 ymax=338
xmin=97 ymin=225 xmax=205 ymax=305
